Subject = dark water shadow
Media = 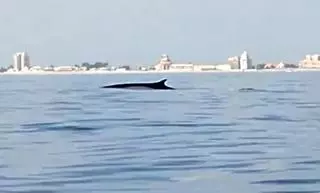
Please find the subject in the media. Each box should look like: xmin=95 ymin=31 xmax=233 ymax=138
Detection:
xmin=14 ymin=122 xmax=102 ymax=133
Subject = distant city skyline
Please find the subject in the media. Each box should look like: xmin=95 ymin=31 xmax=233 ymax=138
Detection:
xmin=0 ymin=0 xmax=319 ymax=67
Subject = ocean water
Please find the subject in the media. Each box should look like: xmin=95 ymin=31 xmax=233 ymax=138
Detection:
xmin=0 ymin=72 xmax=320 ymax=193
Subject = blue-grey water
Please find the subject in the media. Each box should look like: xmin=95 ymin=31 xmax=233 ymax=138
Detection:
xmin=1 ymin=72 xmax=320 ymax=193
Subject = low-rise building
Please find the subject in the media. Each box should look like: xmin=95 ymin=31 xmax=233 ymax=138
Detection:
xmin=193 ymin=64 xmax=216 ymax=71
xmin=154 ymin=54 xmax=172 ymax=71
xmin=299 ymin=54 xmax=320 ymax=68
xmin=54 ymin=66 xmax=75 ymax=72
xmin=215 ymin=64 xmax=231 ymax=71
xmin=169 ymin=63 xmax=194 ymax=71
xmin=29 ymin=66 xmax=43 ymax=72
xmin=228 ymin=56 xmax=240 ymax=69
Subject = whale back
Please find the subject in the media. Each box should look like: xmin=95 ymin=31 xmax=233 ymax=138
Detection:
xmin=101 ymin=78 xmax=175 ymax=90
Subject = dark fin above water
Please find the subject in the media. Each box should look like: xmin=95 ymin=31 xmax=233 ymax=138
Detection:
xmin=155 ymin=79 xmax=167 ymax=85
xmin=155 ymin=79 xmax=175 ymax=90
xmin=100 ymin=78 xmax=175 ymax=90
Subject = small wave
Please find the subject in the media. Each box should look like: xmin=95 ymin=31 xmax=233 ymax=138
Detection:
xmin=212 ymin=150 xmax=265 ymax=155
xmin=262 ymin=191 xmax=320 ymax=193
xmin=70 ymin=118 xmax=142 ymax=123
xmin=252 ymin=179 xmax=320 ymax=185
xmin=2 ymin=190 xmax=56 ymax=193
xmin=239 ymin=136 xmax=286 ymax=140
xmin=152 ymin=160 xmax=205 ymax=167
xmin=292 ymin=160 xmax=320 ymax=165
xmin=295 ymin=104 xmax=320 ymax=109
xmin=240 ymin=115 xmax=304 ymax=122
xmin=232 ymin=169 xmax=266 ymax=174
xmin=47 ymin=107 xmax=83 ymax=111
xmin=132 ymin=122 xmax=239 ymax=128
xmin=18 ymin=122 xmax=101 ymax=133
xmin=0 ymin=165 xmax=8 ymax=169
xmin=44 ymin=101 xmax=83 ymax=106
xmin=238 ymin=88 xmax=303 ymax=94
xmin=158 ymin=155 xmax=204 ymax=159
xmin=57 ymin=89 xmax=88 ymax=94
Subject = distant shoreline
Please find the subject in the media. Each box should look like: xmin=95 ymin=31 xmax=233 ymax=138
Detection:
xmin=1 ymin=68 xmax=320 ymax=75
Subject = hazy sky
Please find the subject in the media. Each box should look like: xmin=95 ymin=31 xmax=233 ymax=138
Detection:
xmin=0 ymin=0 xmax=319 ymax=67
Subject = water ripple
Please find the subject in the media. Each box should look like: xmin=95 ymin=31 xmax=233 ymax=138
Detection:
xmin=262 ymin=191 xmax=320 ymax=193
xmin=252 ymin=179 xmax=320 ymax=185
xmin=240 ymin=115 xmax=305 ymax=122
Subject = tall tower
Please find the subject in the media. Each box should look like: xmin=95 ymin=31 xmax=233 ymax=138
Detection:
xmin=240 ymin=51 xmax=252 ymax=70
xmin=20 ymin=52 xmax=30 ymax=69
xmin=13 ymin=53 xmax=22 ymax=71
xmin=12 ymin=52 xmax=30 ymax=71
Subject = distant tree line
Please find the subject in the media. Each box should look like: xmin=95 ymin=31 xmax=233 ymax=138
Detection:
xmin=0 ymin=65 xmax=13 ymax=72
xmin=77 ymin=62 xmax=109 ymax=69
xmin=256 ymin=64 xmax=266 ymax=69
xmin=0 ymin=67 xmax=7 ymax=72
xmin=119 ymin=65 xmax=130 ymax=70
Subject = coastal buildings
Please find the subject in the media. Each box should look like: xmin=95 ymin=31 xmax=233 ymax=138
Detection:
xmin=227 ymin=51 xmax=252 ymax=70
xmin=256 ymin=62 xmax=299 ymax=69
xmin=53 ymin=66 xmax=77 ymax=72
xmin=227 ymin=56 xmax=240 ymax=69
xmin=263 ymin=63 xmax=278 ymax=69
xmin=274 ymin=62 xmax=298 ymax=69
xmin=299 ymin=54 xmax=320 ymax=68
xmin=13 ymin=52 xmax=30 ymax=71
xmin=153 ymin=54 xmax=234 ymax=72
xmin=0 ymin=50 xmax=313 ymax=74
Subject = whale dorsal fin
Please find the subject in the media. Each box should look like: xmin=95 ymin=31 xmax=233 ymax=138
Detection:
xmin=156 ymin=79 xmax=167 ymax=85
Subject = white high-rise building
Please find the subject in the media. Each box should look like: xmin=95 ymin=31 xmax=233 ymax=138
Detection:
xmin=13 ymin=52 xmax=30 ymax=71
xmin=240 ymin=51 xmax=252 ymax=70
xmin=227 ymin=56 xmax=240 ymax=69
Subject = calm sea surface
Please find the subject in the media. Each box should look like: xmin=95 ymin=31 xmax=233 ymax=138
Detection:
xmin=1 ymin=72 xmax=320 ymax=193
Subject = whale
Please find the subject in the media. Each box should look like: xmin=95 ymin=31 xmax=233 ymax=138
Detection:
xmin=101 ymin=79 xmax=175 ymax=90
